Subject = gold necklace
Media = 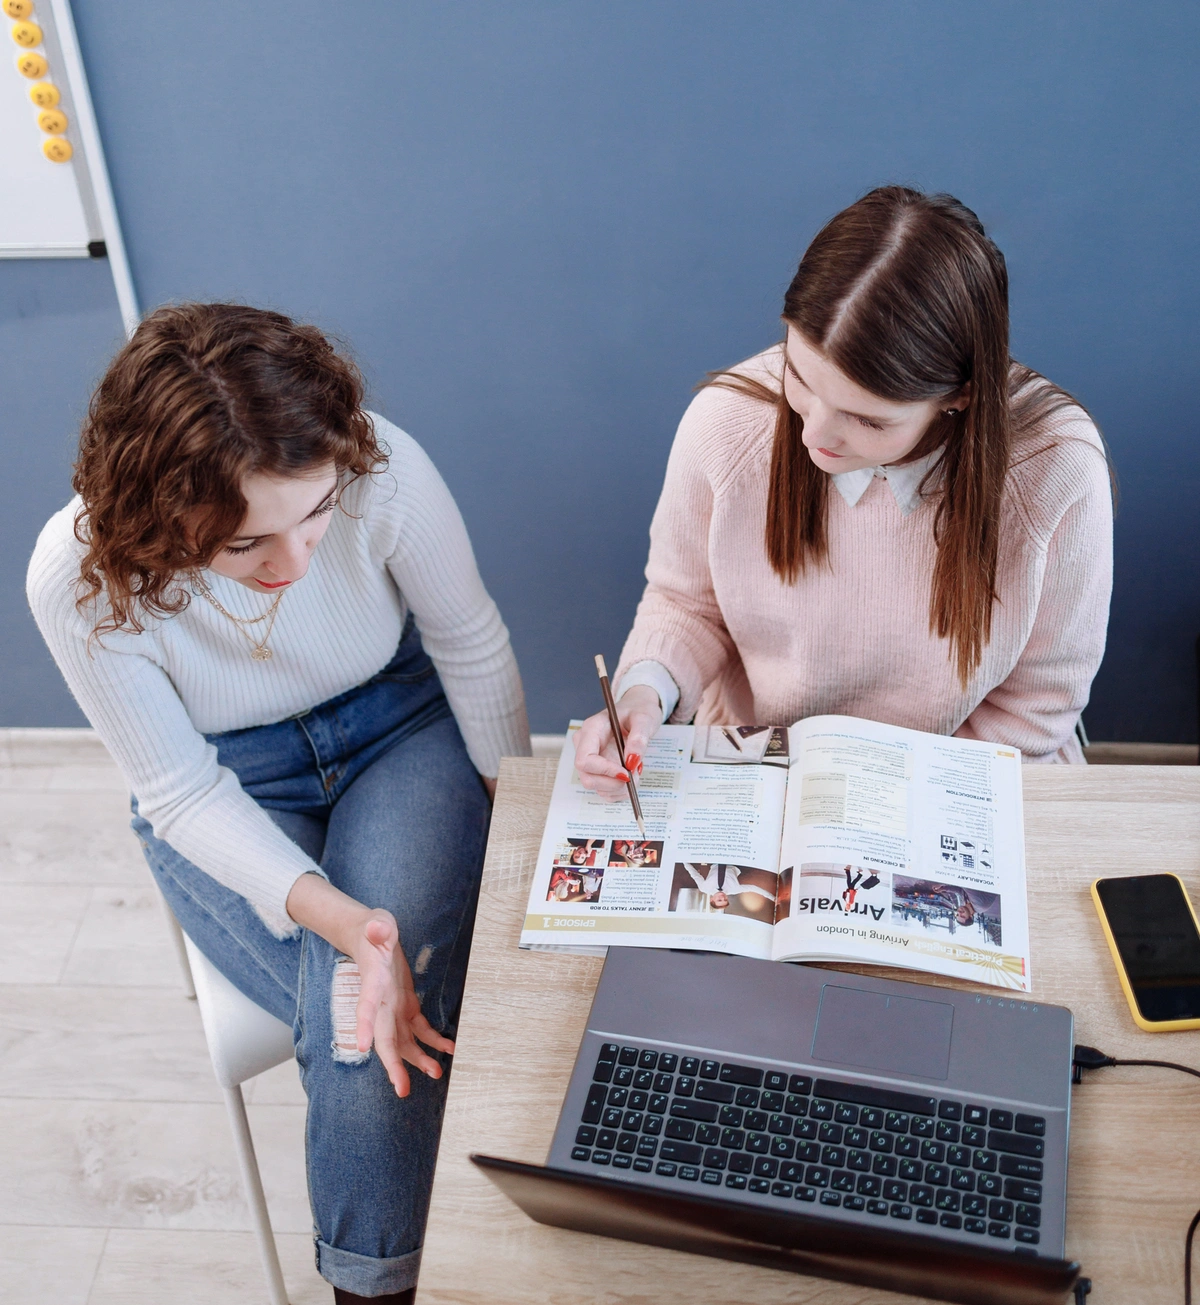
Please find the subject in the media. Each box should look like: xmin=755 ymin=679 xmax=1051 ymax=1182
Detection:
xmin=195 ymin=581 xmax=285 ymax=662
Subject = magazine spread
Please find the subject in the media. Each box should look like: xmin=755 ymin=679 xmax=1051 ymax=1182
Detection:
xmin=521 ymin=715 xmax=1031 ymax=992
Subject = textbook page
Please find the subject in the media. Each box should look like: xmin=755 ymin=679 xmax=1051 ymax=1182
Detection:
xmin=520 ymin=724 xmax=788 ymax=956
xmin=770 ymin=716 xmax=1030 ymax=991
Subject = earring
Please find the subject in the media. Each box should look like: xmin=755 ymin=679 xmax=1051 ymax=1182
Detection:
xmin=943 ymin=409 xmax=960 ymax=416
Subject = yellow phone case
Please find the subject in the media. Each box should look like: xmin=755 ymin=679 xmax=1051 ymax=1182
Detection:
xmin=1090 ymin=874 xmax=1200 ymax=1033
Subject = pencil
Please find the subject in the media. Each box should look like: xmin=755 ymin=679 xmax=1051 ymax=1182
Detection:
xmin=721 ymin=727 xmax=744 ymax=753
xmin=594 ymin=654 xmax=647 ymax=839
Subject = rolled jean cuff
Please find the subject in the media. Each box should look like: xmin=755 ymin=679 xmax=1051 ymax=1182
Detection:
xmin=315 ymin=1237 xmax=421 ymax=1295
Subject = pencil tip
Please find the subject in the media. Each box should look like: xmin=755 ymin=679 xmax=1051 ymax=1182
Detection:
xmin=594 ymin=653 xmax=608 ymax=677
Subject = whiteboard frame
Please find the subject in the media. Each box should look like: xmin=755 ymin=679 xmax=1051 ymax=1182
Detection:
xmin=1 ymin=0 xmax=139 ymax=335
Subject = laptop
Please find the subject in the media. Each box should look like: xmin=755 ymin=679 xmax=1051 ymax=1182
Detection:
xmin=474 ymin=947 xmax=1082 ymax=1305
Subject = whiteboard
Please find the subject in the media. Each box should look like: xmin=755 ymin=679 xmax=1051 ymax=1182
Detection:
xmin=0 ymin=0 xmax=137 ymax=331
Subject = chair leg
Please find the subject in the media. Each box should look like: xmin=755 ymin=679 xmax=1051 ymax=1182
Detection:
xmin=223 ymin=1083 xmax=291 ymax=1305
xmin=158 ymin=893 xmax=196 ymax=1000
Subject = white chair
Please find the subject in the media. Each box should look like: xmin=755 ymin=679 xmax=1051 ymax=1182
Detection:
xmin=173 ymin=923 xmax=296 ymax=1305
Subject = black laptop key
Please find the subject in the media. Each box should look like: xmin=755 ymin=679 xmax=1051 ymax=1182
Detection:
xmin=658 ymin=1053 xmax=678 ymax=1073
xmin=847 ymin=1150 xmax=871 ymax=1172
xmin=1004 ymin=1178 xmax=1042 ymax=1203
xmin=936 ymin=1190 xmax=961 ymax=1212
xmin=744 ymin=1110 xmax=768 ymax=1131
xmin=951 ymin=1169 xmax=975 ymax=1191
xmin=871 ymin=1155 xmax=898 ymax=1177
xmin=988 ymin=1130 xmax=1044 ymax=1158
xmin=890 ymin=1204 xmax=913 ymax=1221
xmin=754 ymin=1157 xmax=779 ymax=1178
xmin=860 ymin=1107 xmax=884 ymax=1129
xmin=763 ymin=1070 xmax=788 ymax=1091
xmin=719 ymin=1106 xmax=743 ymax=1128
xmin=769 ymin=1115 xmax=793 ymax=1137
xmin=814 ymin=1079 xmax=937 ymax=1117
xmin=795 ymin=1119 xmax=818 ymax=1140
xmin=938 ymin=1100 xmax=963 ymax=1121
xmin=988 ymin=1198 xmax=1014 ymax=1221
xmin=665 ymin=1119 xmax=696 ymax=1141
xmin=898 ymin=1159 xmax=922 ymax=1181
xmin=961 ymin=1124 xmax=986 ymax=1147
xmin=653 ymin=1072 xmax=674 ymax=1093
xmin=571 ymin=1146 xmax=590 ymax=1161
xmin=963 ymin=1217 xmax=987 ymax=1234
xmin=613 ymin=1066 xmax=634 ymax=1086
xmin=788 ymin=1074 xmax=813 ymax=1095
xmin=947 ymin=1145 xmax=969 ymax=1167
xmin=895 ymin=1137 xmax=920 ymax=1159
xmin=576 ymin=1125 xmax=596 ymax=1145
xmin=884 ymin=1112 xmax=911 ymax=1133
xmin=607 ymin=1087 xmax=628 ymax=1107
xmin=1015 ymin=1113 xmax=1046 ymax=1136
xmin=729 ymin=1152 xmax=753 ymax=1174
xmin=924 ymin=1164 xmax=949 ymax=1186
xmin=726 ymin=1173 xmax=748 ymax=1189
xmin=633 ymin=1070 xmax=654 ymax=1090
xmin=795 ymin=1140 xmax=821 ymax=1163
xmin=602 ymin=1108 xmax=623 ymax=1128
xmin=680 ymin=1057 xmax=700 ymax=1076
xmin=628 ymin=1091 xmax=648 ymax=1111
xmin=675 ymin=1076 xmax=695 ymax=1097
xmin=719 ymin=1063 xmax=764 ymax=1087
xmin=821 ymin=1145 xmax=846 ymax=1168
xmin=911 ymin=1116 xmax=935 ymax=1137
xmin=831 ymin=1170 xmax=856 ymax=1192
xmin=963 ymin=1105 xmax=987 ymax=1125
xmin=582 ymin=1083 xmax=607 ymax=1123
xmin=592 ymin=1059 xmax=614 ymax=1084
xmin=808 ymin=1098 xmax=834 ymax=1120
xmin=703 ymin=1147 xmax=728 ymax=1170
xmin=987 ymin=1221 xmax=1011 ymax=1239
xmin=921 ymin=1140 xmax=945 ymax=1163
xmin=806 ymin=1165 xmax=830 ymax=1187
xmin=696 ymin=1123 xmax=720 ymax=1146
xmin=659 ymin=1140 xmax=703 ymax=1164
xmin=760 ymin=1091 xmax=785 ymax=1112
xmin=622 ymin=1111 xmax=642 ymax=1132
xmin=592 ymin=1151 xmax=612 ymax=1165
xmin=597 ymin=1129 xmax=617 ymax=1148
xmin=642 ymin=1116 xmax=662 ymax=1135
xmin=638 ymin=1049 xmax=658 ymax=1070
xmin=700 ymin=1059 xmax=720 ymax=1079
xmin=616 ymin=1134 xmax=637 ymax=1154
xmin=785 ymin=1095 xmax=809 ymax=1117
xmin=1015 ymin=1227 xmax=1040 ymax=1245
xmin=735 ymin=1087 xmax=760 ymax=1108
xmin=972 ymin=1150 xmax=998 ymax=1173
xmin=772 ymin=1181 xmax=794 ymax=1199
xmin=670 ymin=1099 xmax=718 ymax=1122
xmin=988 ymin=1108 xmax=1013 ymax=1130
xmin=867 ymin=1199 xmax=889 ymax=1216
xmin=940 ymin=1212 xmax=963 ymax=1229
xmin=977 ymin=1173 xmax=1001 ymax=1196
xmin=883 ymin=1179 xmax=907 ymax=1201
xmin=637 ymin=1137 xmax=658 ymax=1157
xmin=750 ymin=1177 xmax=772 ymax=1194
xmin=720 ymin=1127 xmax=745 ymax=1150
xmin=998 ymin=1155 xmax=1043 ymax=1181
xmin=909 ymin=1184 xmax=934 ymax=1207
xmin=936 ymin=1120 xmax=960 ymax=1142
xmin=694 ymin=1080 xmax=735 ymax=1104
xmin=1016 ymin=1203 xmax=1042 ymax=1227
xmin=916 ymin=1208 xmax=938 ymax=1225
xmin=817 ymin=1121 xmax=842 ymax=1144
xmin=857 ymin=1174 xmax=882 ymax=1197
xmin=746 ymin=1133 xmax=770 ymax=1154
xmin=780 ymin=1162 xmax=805 ymax=1183
xmin=701 ymin=1170 xmax=721 ymax=1186
xmin=963 ymin=1195 xmax=986 ymax=1217
xmin=618 ymin=1046 xmax=639 ymax=1066
xmin=868 ymin=1131 xmax=892 ymax=1153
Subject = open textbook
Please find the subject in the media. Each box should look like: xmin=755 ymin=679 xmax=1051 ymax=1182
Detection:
xmin=521 ymin=716 xmax=1031 ymax=992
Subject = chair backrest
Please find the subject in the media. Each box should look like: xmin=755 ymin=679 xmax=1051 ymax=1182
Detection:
xmin=183 ymin=935 xmax=295 ymax=1089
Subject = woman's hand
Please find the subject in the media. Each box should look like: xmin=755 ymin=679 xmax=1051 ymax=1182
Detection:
xmin=573 ymin=683 xmax=663 ymax=798
xmin=285 ymin=873 xmax=454 ymax=1096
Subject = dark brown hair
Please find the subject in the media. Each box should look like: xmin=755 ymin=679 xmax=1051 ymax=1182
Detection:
xmin=73 ymin=302 xmax=385 ymax=637
xmin=708 ymin=186 xmax=1086 ymax=685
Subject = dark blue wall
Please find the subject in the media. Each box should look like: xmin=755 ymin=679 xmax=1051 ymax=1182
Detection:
xmin=3 ymin=1 xmax=1197 ymax=739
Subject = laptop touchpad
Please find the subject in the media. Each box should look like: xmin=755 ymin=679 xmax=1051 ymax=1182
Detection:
xmin=811 ymin=985 xmax=954 ymax=1080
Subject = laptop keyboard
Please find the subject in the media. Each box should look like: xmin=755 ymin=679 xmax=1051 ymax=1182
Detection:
xmin=571 ymin=1042 xmax=1047 ymax=1247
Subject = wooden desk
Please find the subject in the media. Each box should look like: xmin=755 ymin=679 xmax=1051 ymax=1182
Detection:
xmin=420 ymin=761 xmax=1200 ymax=1304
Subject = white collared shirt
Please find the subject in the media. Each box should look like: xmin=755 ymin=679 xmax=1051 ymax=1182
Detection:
xmin=829 ymin=446 xmax=944 ymax=517
xmin=616 ymin=447 xmax=945 ymax=722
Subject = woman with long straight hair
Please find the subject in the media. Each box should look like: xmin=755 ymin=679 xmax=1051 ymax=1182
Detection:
xmin=575 ymin=186 xmax=1112 ymax=791
xmin=27 ymin=303 xmax=530 ymax=1303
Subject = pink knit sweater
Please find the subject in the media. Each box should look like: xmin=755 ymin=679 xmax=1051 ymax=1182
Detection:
xmin=616 ymin=345 xmax=1113 ymax=763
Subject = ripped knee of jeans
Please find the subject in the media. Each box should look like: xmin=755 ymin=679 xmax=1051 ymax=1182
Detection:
xmin=413 ymin=943 xmax=434 ymax=976
xmin=330 ymin=955 xmax=370 ymax=1065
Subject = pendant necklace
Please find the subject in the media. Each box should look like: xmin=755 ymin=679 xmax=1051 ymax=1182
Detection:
xmin=195 ymin=580 xmax=286 ymax=662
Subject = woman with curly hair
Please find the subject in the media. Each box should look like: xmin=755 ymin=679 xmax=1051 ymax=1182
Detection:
xmin=27 ymin=302 xmax=530 ymax=1304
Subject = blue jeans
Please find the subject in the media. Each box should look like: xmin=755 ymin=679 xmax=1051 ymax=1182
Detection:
xmin=133 ymin=619 xmax=491 ymax=1296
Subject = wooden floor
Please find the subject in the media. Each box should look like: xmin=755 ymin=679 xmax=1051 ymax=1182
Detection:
xmin=0 ymin=730 xmax=330 ymax=1305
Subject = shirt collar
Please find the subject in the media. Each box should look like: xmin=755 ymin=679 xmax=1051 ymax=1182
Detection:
xmin=831 ymin=446 xmax=944 ymax=517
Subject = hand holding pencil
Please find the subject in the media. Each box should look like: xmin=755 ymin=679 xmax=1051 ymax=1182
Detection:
xmin=572 ymin=662 xmax=662 ymax=812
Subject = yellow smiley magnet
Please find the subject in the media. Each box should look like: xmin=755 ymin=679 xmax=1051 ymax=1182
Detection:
xmin=10 ymin=20 xmax=42 ymax=46
xmin=2 ymin=0 xmax=34 ymax=19
xmin=16 ymin=49 xmax=46 ymax=76
xmin=43 ymin=136 xmax=72 ymax=162
xmin=29 ymin=79 xmax=58 ymax=107
xmin=37 ymin=107 xmax=66 ymax=134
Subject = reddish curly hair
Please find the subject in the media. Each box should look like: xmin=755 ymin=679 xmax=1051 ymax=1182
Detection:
xmin=73 ymin=302 xmax=385 ymax=637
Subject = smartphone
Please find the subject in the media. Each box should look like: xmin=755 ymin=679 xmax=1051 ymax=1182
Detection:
xmin=1091 ymin=874 xmax=1200 ymax=1032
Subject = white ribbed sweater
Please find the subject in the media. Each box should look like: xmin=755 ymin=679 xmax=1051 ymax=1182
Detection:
xmin=27 ymin=416 xmax=530 ymax=931
xmin=616 ymin=346 xmax=1113 ymax=762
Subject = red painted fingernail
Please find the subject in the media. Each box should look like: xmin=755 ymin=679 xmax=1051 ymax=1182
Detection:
xmin=618 ymin=772 xmax=630 ymax=783
xmin=626 ymin=753 xmax=642 ymax=775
